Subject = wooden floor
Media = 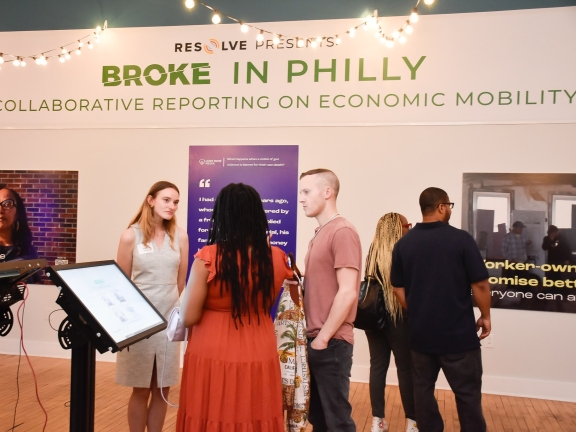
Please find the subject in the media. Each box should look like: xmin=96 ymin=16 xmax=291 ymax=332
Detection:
xmin=1 ymin=354 xmax=575 ymax=431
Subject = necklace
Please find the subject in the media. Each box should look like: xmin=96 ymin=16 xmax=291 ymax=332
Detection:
xmin=312 ymin=213 xmax=340 ymax=239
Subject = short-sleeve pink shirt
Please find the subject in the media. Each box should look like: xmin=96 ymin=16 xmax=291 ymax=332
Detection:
xmin=303 ymin=217 xmax=362 ymax=344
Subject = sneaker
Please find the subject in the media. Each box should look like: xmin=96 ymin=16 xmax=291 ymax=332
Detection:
xmin=371 ymin=416 xmax=389 ymax=432
xmin=406 ymin=418 xmax=419 ymax=432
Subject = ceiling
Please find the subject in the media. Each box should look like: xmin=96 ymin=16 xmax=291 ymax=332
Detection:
xmin=1 ymin=0 xmax=575 ymax=32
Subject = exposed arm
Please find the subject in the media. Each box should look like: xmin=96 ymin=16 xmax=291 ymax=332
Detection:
xmin=392 ymin=287 xmax=408 ymax=310
xmin=177 ymin=228 xmax=189 ymax=295
xmin=311 ymin=267 xmax=358 ymax=349
xmin=116 ymin=228 xmax=135 ymax=278
xmin=471 ymin=279 xmax=491 ymax=339
xmin=179 ymin=258 xmax=210 ymax=327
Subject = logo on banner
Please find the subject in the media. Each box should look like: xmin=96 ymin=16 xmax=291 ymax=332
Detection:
xmin=204 ymin=39 xmax=220 ymax=55
xmin=199 ymin=179 xmax=211 ymax=188
xmin=198 ymin=159 xmax=222 ymax=165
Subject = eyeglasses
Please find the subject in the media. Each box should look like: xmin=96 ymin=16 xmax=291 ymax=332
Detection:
xmin=402 ymin=223 xmax=412 ymax=229
xmin=440 ymin=202 xmax=455 ymax=209
xmin=0 ymin=199 xmax=15 ymax=211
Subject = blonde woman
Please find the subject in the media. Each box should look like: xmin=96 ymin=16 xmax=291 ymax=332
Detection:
xmin=365 ymin=213 xmax=418 ymax=432
xmin=116 ymin=181 xmax=189 ymax=432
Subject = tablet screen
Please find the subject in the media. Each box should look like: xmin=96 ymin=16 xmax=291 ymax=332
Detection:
xmin=55 ymin=263 xmax=165 ymax=344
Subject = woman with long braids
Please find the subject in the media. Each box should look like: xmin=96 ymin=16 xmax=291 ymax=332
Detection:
xmin=116 ymin=181 xmax=189 ymax=432
xmin=177 ymin=183 xmax=293 ymax=431
xmin=0 ymin=188 xmax=37 ymax=263
xmin=365 ymin=213 xmax=418 ymax=432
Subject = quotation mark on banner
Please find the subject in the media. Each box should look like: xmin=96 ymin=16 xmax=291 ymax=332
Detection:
xmin=199 ymin=179 xmax=211 ymax=188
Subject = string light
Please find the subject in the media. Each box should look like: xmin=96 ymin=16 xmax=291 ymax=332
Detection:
xmin=78 ymin=40 xmax=83 ymax=47
xmin=386 ymin=39 xmax=394 ymax=49
xmin=61 ymin=47 xmax=68 ymax=54
xmin=399 ymin=35 xmax=407 ymax=44
xmin=272 ymin=35 xmax=280 ymax=45
xmin=87 ymin=41 xmax=93 ymax=49
xmin=65 ymin=53 xmax=71 ymax=60
xmin=59 ymin=55 xmax=65 ymax=63
xmin=13 ymin=58 xmax=20 ymax=67
xmin=176 ymin=0 xmax=432 ymax=49
xmin=20 ymin=59 xmax=26 ymax=67
xmin=76 ymin=48 xmax=82 ymax=55
xmin=0 ymin=54 xmax=4 ymax=64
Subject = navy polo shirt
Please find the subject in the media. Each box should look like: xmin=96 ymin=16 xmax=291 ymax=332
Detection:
xmin=390 ymin=221 xmax=489 ymax=355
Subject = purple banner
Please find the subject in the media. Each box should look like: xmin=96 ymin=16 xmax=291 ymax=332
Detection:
xmin=187 ymin=145 xmax=299 ymax=265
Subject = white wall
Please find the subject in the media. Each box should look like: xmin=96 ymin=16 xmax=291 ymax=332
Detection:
xmin=1 ymin=122 xmax=576 ymax=401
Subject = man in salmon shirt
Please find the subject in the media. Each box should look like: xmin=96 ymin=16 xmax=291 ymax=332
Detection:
xmin=299 ymin=168 xmax=362 ymax=432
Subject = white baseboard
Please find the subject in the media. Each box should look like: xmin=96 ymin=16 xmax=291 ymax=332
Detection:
xmin=351 ymin=365 xmax=576 ymax=403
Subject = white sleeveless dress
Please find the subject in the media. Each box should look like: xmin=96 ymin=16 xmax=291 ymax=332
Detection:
xmin=115 ymin=225 xmax=181 ymax=388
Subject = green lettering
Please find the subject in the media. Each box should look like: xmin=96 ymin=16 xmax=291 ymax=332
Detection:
xmin=191 ymin=63 xmax=210 ymax=84
xmin=359 ymin=58 xmax=376 ymax=81
xmin=382 ymin=58 xmax=400 ymax=81
xmin=457 ymin=92 xmax=473 ymax=106
xmin=169 ymin=64 xmax=190 ymax=85
xmin=123 ymin=65 xmax=143 ymax=86
xmin=247 ymin=62 xmax=268 ymax=84
xmin=314 ymin=59 xmax=337 ymax=82
xmin=402 ymin=56 xmax=426 ymax=80
xmin=144 ymin=64 xmax=167 ymax=86
xmin=288 ymin=60 xmax=308 ymax=83
xmin=102 ymin=66 xmax=121 ymax=86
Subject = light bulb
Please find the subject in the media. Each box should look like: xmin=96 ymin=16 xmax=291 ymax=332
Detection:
xmin=35 ymin=57 xmax=41 ymax=65
xmin=21 ymin=60 xmax=26 ymax=67
xmin=240 ymin=24 xmax=249 ymax=33
xmin=78 ymin=41 xmax=84 ymax=47
xmin=410 ymin=9 xmax=419 ymax=23
xmin=399 ymin=35 xmax=407 ymax=44
xmin=380 ymin=36 xmax=386 ymax=44
xmin=185 ymin=0 xmax=195 ymax=8
xmin=88 ymin=42 xmax=93 ymax=49
xmin=311 ymin=40 xmax=318 ymax=48
xmin=76 ymin=48 xmax=82 ymax=55
xmin=392 ymin=30 xmax=400 ymax=40
xmin=0 ymin=55 xmax=3 ymax=64
xmin=386 ymin=40 xmax=394 ymax=48
xmin=212 ymin=13 xmax=221 ymax=24
xmin=96 ymin=26 xmax=102 ymax=33
xmin=59 ymin=55 xmax=65 ymax=63
xmin=256 ymin=31 xmax=264 ymax=42
xmin=297 ymin=38 xmax=304 ymax=48
xmin=349 ymin=28 xmax=356 ymax=37
xmin=424 ymin=0 xmax=434 ymax=4
xmin=273 ymin=35 xmax=280 ymax=45
xmin=405 ymin=23 xmax=414 ymax=34
xmin=335 ymin=36 xmax=341 ymax=45
xmin=62 ymin=47 xmax=68 ymax=54
xmin=316 ymin=37 xmax=322 ymax=43
xmin=13 ymin=59 xmax=20 ymax=66
xmin=65 ymin=53 xmax=71 ymax=60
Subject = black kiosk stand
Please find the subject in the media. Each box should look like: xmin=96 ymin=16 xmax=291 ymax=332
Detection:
xmin=47 ymin=260 xmax=167 ymax=432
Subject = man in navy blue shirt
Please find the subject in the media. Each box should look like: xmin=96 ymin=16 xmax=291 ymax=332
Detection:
xmin=391 ymin=187 xmax=491 ymax=432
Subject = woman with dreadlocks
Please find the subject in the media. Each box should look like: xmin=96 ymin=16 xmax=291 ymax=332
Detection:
xmin=177 ymin=183 xmax=293 ymax=432
xmin=365 ymin=213 xmax=418 ymax=432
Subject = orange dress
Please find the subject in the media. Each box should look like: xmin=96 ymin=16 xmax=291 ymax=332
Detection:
xmin=177 ymin=245 xmax=293 ymax=432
